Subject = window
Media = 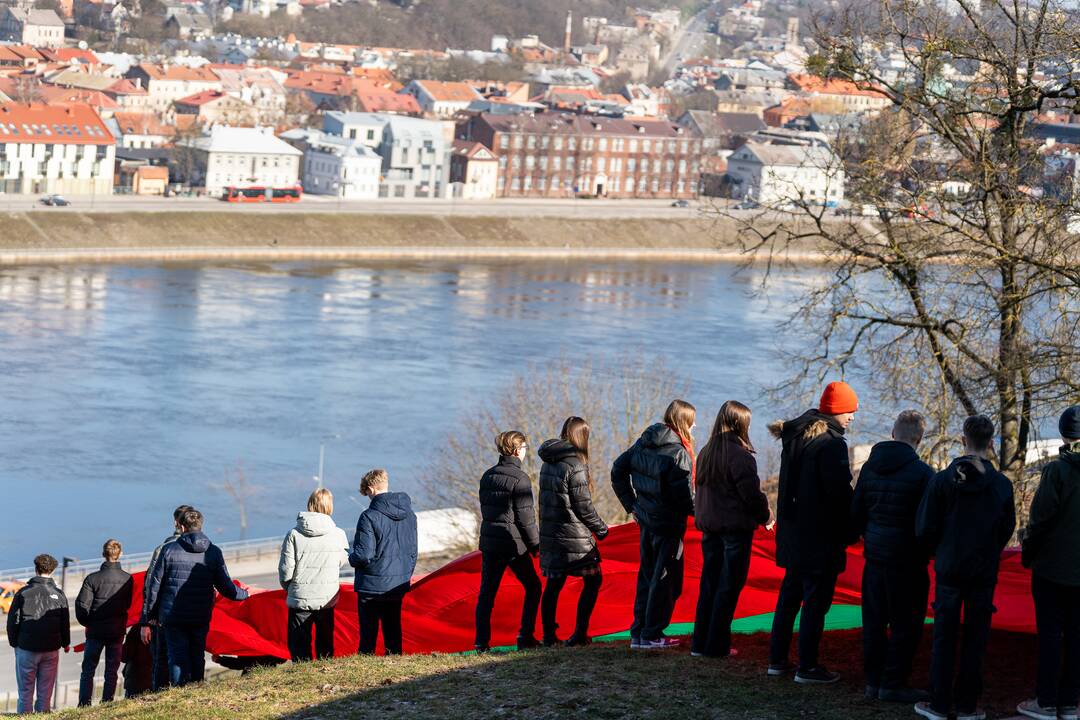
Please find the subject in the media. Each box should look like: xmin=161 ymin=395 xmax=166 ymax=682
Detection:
xmin=677 ymin=181 xmax=685 ymax=193
xmin=513 ymin=135 xmax=523 ymax=148
xmin=539 ymin=156 xmax=548 ymax=170
xmin=394 ymin=185 xmax=406 ymax=197
xmin=680 ymin=141 xmax=688 ymax=153
xmin=642 ymin=140 xmax=651 ymax=152
xmin=367 ymin=129 xmax=375 ymax=141
xmin=679 ymin=159 xmax=687 ymax=173
xmin=498 ymin=176 xmax=506 ymax=189
xmin=525 ymin=155 xmax=535 ymax=169
xmin=554 ymin=136 xmax=563 ymax=150
xmin=526 ymin=135 xmax=536 ymax=149
xmin=596 ymin=157 xmax=605 ymax=172
xmin=523 ymin=175 xmax=531 ymax=190
xmin=651 ymin=179 xmax=660 ymax=192
xmin=598 ymin=138 xmax=607 ymax=151
xmin=583 ymin=137 xmax=593 ymax=151
xmin=666 ymin=159 xmax=674 ymax=172
xmin=667 ymin=141 xmax=676 ymax=153
xmin=610 ymin=158 xmax=621 ymax=172
xmin=613 ymin=138 xmax=624 ymax=151
xmin=611 ymin=177 xmax=620 ymax=192
xmin=499 ymin=135 xmax=509 ymax=149
xmin=553 ymin=157 xmax=561 ymax=170
xmin=567 ymin=156 xmax=575 ymax=168
xmin=638 ymin=177 xmax=647 ymax=192
xmin=629 ymin=139 xmax=637 ymax=152
xmin=663 ymin=181 xmax=672 ymax=192
xmin=511 ymin=156 xmax=520 ymax=168
xmin=628 ymin=158 xmax=636 ymax=172
xmin=537 ymin=177 xmax=545 ymax=190
xmin=552 ymin=176 xmax=560 ymax=189
xmin=540 ymin=135 xmax=549 ymax=149
xmin=499 ymin=156 xmax=508 ymax=168
xmin=568 ymin=137 xmax=577 ymax=150
xmin=511 ymin=176 xmax=521 ymax=190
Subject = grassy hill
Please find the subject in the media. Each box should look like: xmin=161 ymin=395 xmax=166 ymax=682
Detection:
xmin=58 ymin=628 xmax=1034 ymax=719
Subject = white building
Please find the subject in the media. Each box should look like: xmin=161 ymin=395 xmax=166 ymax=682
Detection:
xmin=283 ymin=129 xmax=380 ymax=199
xmin=0 ymin=103 xmax=115 ymax=195
xmin=727 ymin=138 xmax=844 ymax=207
xmin=400 ymin=80 xmax=482 ymax=119
xmin=323 ymin=112 xmax=450 ymax=198
xmin=0 ymin=7 xmax=65 ymax=48
xmin=182 ymin=126 xmax=302 ymax=196
xmin=449 ymin=140 xmax=498 ymax=199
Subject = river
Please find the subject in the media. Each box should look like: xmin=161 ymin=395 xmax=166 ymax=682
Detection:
xmin=0 ymin=260 xmax=881 ymax=568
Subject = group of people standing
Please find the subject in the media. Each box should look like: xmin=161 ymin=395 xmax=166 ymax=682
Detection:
xmin=6 ymin=386 xmax=1080 ymax=720
xmin=473 ymin=386 xmax=1080 ymax=720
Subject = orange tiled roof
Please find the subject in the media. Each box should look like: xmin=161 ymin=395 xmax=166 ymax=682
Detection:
xmin=112 ymin=111 xmax=174 ymax=136
xmin=175 ymin=89 xmax=231 ymax=106
xmin=133 ymin=63 xmax=220 ymax=83
xmin=355 ymin=92 xmax=419 ymax=114
xmin=0 ymin=102 xmax=113 ymax=144
xmin=788 ymin=73 xmax=888 ymax=98
xmin=410 ymin=80 xmax=481 ymax=103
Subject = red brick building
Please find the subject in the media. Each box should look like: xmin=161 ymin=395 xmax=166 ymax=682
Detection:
xmin=456 ymin=112 xmax=703 ymax=198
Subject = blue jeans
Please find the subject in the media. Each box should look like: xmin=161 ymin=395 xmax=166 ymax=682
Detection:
xmin=163 ymin=624 xmax=209 ymax=687
xmin=79 ymin=636 xmax=123 ymax=706
xmin=15 ymin=647 xmax=59 ymax=714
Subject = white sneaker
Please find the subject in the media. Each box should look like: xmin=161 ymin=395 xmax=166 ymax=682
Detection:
xmin=640 ymin=637 xmax=681 ymax=650
xmin=1016 ymin=700 xmax=1057 ymax=720
xmin=914 ymin=702 xmax=949 ymax=720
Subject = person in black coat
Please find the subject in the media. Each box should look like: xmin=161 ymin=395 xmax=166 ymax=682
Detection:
xmin=768 ymin=381 xmax=858 ymax=685
xmin=76 ymin=539 xmax=134 ymax=707
xmin=1019 ymin=405 xmax=1080 ymax=720
xmin=538 ymin=417 xmax=609 ymax=647
xmin=474 ymin=430 xmax=543 ymax=651
xmin=914 ymin=415 xmax=1016 ymax=720
xmin=850 ymin=411 xmax=934 ymax=703
xmin=691 ymin=401 xmax=772 ymax=659
xmin=5 ymin=554 xmax=70 ymax=715
xmin=612 ymin=400 xmax=696 ymax=650
xmin=349 ymin=468 xmax=418 ymax=655
xmin=140 ymin=509 xmax=248 ymax=687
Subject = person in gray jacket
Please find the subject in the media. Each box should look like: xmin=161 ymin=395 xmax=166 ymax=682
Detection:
xmin=279 ymin=488 xmax=350 ymax=662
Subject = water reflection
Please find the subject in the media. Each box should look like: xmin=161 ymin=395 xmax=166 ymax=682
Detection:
xmin=0 ymin=260 xmax=834 ymax=567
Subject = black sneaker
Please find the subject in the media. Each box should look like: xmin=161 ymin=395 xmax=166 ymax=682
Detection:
xmin=542 ymin=634 xmax=560 ymax=647
xmin=516 ymin=635 xmax=539 ymax=651
xmin=794 ymin=666 xmax=841 ymax=684
xmin=564 ymin=633 xmax=592 ymax=647
xmin=864 ymin=685 xmax=880 ymax=699
xmin=767 ymin=662 xmax=795 ymax=676
xmin=879 ymin=687 xmax=931 ymax=703
xmin=474 ymin=645 xmax=490 ymax=654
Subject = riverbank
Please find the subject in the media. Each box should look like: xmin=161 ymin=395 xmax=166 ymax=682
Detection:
xmin=0 ymin=210 xmax=830 ymax=265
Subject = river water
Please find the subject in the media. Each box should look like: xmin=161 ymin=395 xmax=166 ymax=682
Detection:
xmin=0 ymin=260 xmax=881 ymax=568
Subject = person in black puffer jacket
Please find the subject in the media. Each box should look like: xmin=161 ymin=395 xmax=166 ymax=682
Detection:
xmin=6 ymin=554 xmax=69 ymax=715
xmin=768 ymin=381 xmax=859 ymax=685
xmin=915 ymin=415 xmax=1015 ymax=720
xmin=850 ymin=411 xmax=934 ymax=702
xmin=474 ymin=430 xmax=542 ymax=651
xmin=538 ymin=416 xmax=609 ymax=647
xmin=691 ymin=401 xmax=772 ymax=659
xmin=140 ymin=509 xmax=248 ymax=687
xmin=76 ymin=539 xmax=134 ymax=707
xmin=612 ymin=400 xmax=696 ymax=649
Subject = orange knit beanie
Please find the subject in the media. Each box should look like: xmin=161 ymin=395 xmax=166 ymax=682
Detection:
xmin=819 ymin=381 xmax=859 ymax=415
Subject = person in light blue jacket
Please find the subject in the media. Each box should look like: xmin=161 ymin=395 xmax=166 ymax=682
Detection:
xmin=349 ymin=469 xmax=418 ymax=655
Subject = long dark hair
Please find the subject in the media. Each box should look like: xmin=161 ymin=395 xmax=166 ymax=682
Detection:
xmin=696 ymin=401 xmax=754 ymax=487
xmin=560 ymin=416 xmax=592 ymax=487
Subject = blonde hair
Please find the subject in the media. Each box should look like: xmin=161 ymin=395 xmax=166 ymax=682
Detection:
xmin=102 ymin=539 xmax=122 ymax=562
xmin=360 ymin=468 xmax=389 ymax=497
xmin=664 ymin=399 xmax=697 ymax=454
xmin=496 ymin=430 xmax=527 ymax=457
xmin=307 ymin=488 xmax=334 ymax=515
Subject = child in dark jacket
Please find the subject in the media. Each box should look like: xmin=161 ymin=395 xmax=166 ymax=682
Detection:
xmin=474 ymin=431 xmax=542 ymax=651
xmin=915 ymin=415 xmax=1016 ymax=720
xmin=349 ymin=468 xmax=418 ymax=655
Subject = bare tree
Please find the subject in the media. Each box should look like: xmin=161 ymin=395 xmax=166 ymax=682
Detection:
xmin=724 ymin=0 xmax=1080 ymax=486
xmin=426 ymin=356 xmax=688 ymax=546
xmin=217 ymin=462 xmax=257 ymax=540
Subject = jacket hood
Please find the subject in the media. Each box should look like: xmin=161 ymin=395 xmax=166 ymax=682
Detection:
xmin=1061 ymin=441 xmax=1080 ymax=468
xmin=863 ymin=440 xmax=919 ymax=475
xmin=946 ymin=455 xmax=994 ymax=492
xmin=639 ymin=423 xmax=683 ymax=450
xmin=177 ymin=531 xmax=211 ymax=553
xmin=538 ymin=438 xmax=582 ymax=464
xmin=369 ymin=492 xmax=412 ymax=521
xmin=295 ymin=511 xmax=337 ymax=537
xmin=775 ymin=409 xmax=844 ymax=442
xmin=28 ymin=576 xmax=57 ymax=587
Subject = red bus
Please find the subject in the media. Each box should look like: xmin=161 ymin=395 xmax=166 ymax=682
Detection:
xmin=223 ymin=185 xmax=303 ymax=203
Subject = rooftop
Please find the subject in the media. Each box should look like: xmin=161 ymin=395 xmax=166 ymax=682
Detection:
xmin=0 ymin=103 xmax=113 ymax=145
xmin=788 ymin=73 xmax=889 ymax=99
xmin=189 ymin=126 xmax=303 ymax=155
xmin=409 ymin=80 xmax=482 ymax=103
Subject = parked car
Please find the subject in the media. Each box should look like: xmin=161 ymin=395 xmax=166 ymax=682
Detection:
xmin=671 ymin=199 xmax=690 ymax=208
xmin=734 ymin=199 xmax=759 ymax=210
xmin=41 ymin=195 xmax=70 ymax=207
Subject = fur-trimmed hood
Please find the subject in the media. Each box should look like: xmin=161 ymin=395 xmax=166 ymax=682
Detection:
xmin=768 ymin=409 xmax=842 ymax=443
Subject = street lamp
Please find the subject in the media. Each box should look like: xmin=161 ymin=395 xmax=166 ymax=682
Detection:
xmin=314 ymin=433 xmax=340 ymax=488
xmin=55 ymin=557 xmax=78 ymax=709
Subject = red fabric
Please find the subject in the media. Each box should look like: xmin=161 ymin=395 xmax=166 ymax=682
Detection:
xmin=819 ymin=381 xmax=860 ymax=414
xmin=103 ymin=522 xmax=1035 ymax=659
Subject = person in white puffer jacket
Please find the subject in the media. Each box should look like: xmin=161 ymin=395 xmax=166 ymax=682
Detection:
xmin=279 ymin=488 xmax=349 ymax=662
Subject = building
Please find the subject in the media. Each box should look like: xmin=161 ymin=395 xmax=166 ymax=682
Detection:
xmin=322 ymin=111 xmax=449 ymax=198
xmin=125 ymin=63 xmax=222 ymax=114
xmin=164 ymin=11 xmax=212 ymax=39
xmin=727 ymin=135 xmax=844 ymax=207
xmin=0 ymin=103 xmax=115 ymax=195
xmin=174 ymin=90 xmax=253 ymax=125
xmin=787 ymin=74 xmax=892 ymax=114
xmin=211 ymin=66 xmax=288 ymax=126
xmin=457 ymin=112 xmax=703 ymax=199
xmin=105 ymin=111 xmax=178 ymax=148
xmin=281 ymin=129 xmax=380 ymax=199
xmin=401 ymin=80 xmax=482 ymax=119
xmin=449 ymin=140 xmax=497 ymax=199
xmin=179 ymin=125 xmax=301 ymax=195
xmin=678 ymin=110 xmax=766 ymax=153
xmin=0 ymin=8 xmax=65 ymax=48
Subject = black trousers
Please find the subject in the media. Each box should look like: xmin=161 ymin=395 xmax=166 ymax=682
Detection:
xmin=541 ymin=573 xmax=602 ymax=641
xmin=769 ymin=568 xmax=839 ymax=671
xmin=1033 ymin=574 xmax=1080 ymax=709
xmin=474 ymin=552 xmax=542 ymax=648
xmin=358 ymin=595 xmax=404 ymax=655
xmin=929 ymin=582 xmax=995 ymax=715
xmin=287 ymin=605 xmax=336 ymax=662
xmin=861 ymin=560 xmax=930 ymax=689
xmin=692 ymin=530 xmax=753 ymax=657
xmin=629 ymin=527 xmax=685 ymax=642
xmin=150 ymin=625 xmax=171 ymax=692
